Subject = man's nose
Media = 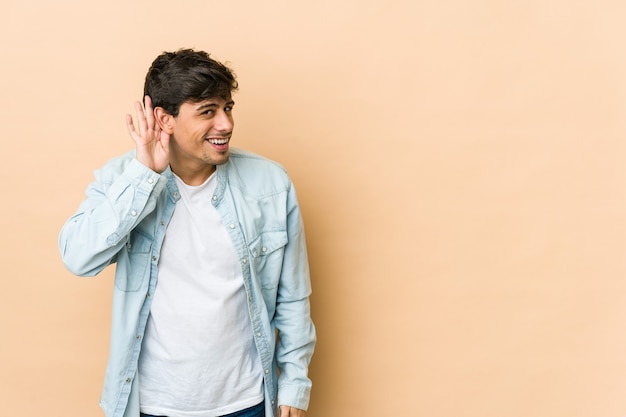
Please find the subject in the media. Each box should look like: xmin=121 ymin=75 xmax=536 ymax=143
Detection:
xmin=215 ymin=110 xmax=233 ymax=132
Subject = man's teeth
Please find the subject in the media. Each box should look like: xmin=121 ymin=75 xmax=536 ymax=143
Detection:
xmin=208 ymin=138 xmax=229 ymax=145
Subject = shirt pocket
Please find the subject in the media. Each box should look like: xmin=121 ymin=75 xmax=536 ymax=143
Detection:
xmin=248 ymin=230 xmax=288 ymax=290
xmin=114 ymin=229 xmax=152 ymax=292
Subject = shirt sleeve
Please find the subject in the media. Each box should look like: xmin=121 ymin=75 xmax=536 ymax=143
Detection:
xmin=274 ymin=181 xmax=317 ymax=411
xmin=59 ymin=156 xmax=166 ymax=277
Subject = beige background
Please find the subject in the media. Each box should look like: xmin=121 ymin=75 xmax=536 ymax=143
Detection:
xmin=1 ymin=0 xmax=626 ymax=416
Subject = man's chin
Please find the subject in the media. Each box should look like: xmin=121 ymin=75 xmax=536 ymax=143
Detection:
xmin=213 ymin=153 xmax=230 ymax=165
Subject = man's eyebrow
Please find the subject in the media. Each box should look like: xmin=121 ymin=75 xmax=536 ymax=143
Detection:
xmin=195 ymin=100 xmax=235 ymax=111
xmin=195 ymin=102 xmax=218 ymax=111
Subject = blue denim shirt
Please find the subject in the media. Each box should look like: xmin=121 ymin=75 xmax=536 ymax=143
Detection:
xmin=59 ymin=149 xmax=316 ymax=417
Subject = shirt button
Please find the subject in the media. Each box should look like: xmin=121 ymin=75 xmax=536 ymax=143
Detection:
xmin=261 ymin=247 xmax=267 ymax=253
xmin=212 ymin=195 xmax=217 ymax=201
xmin=265 ymin=369 xmax=270 ymax=374
xmin=125 ymin=378 xmax=132 ymax=383
xmin=152 ymin=256 xmax=157 ymax=261
xmin=148 ymin=178 xmax=154 ymax=184
xmin=136 ymin=335 xmax=141 ymax=340
xmin=130 ymin=210 xmax=137 ymax=216
xmin=241 ymin=258 xmax=248 ymax=264
xmin=229 ymin=224 xmax=235 ymax=229
xmin=160 ymin=221 xmax=165 ymax=226
xmin=256 ymin=332 xmax=261 ymax=337
xmin=173 ymin=192 xmax=179 ymax=198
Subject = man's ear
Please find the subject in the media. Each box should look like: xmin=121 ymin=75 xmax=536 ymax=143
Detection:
xmin=154 ymin=107 xmax=175 ymax=134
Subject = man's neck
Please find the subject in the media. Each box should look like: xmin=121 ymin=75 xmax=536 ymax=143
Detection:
xmin=170 ymin=163 xmax=216 ymax=186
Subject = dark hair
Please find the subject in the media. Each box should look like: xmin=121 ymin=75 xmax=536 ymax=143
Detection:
xmin=144 ymin=48 xmax=238 ymax=117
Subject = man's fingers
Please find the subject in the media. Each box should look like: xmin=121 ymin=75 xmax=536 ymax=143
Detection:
xmin=128 ymin=97 xmax=165 ymax=149
xmin=134 ymin=100 xmax=148 ymax=134
xmin=126 ymin=114 xmax=137 ymax=136
xmin=144 ymin=95 xmax=158 ymax=130
xmin=279 ymin=406 xmax=306 ymax=417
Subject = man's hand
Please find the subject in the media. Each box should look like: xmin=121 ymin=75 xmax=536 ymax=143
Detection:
xmin=279 ymin=405 xmax=306 ymax=417
xmin=126 ymin=95 xmax=170 ymax=173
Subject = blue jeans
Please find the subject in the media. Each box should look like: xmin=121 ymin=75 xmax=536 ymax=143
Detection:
xmin=140 ymin=401 xmax=265 ymax=417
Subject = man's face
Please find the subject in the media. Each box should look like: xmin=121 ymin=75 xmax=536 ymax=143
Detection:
xmin=167 ymin=97 xmax=235 ymax=173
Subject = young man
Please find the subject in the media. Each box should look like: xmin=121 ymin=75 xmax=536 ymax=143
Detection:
xmin=59 ymin=49 xmax=315 ymax=417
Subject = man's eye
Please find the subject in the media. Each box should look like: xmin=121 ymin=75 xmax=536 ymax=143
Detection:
xmin=203 ymin=110 xmax=214 ymax=115
xmin=225 ymin=106 xmax=233 ymax=112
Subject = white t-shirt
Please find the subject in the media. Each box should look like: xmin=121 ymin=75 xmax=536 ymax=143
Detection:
xmin=138 ymin=173 xmax=264 ymax=417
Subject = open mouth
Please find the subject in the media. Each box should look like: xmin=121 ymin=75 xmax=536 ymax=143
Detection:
xmin=206 ymin=137 xmax=230 ymax=145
